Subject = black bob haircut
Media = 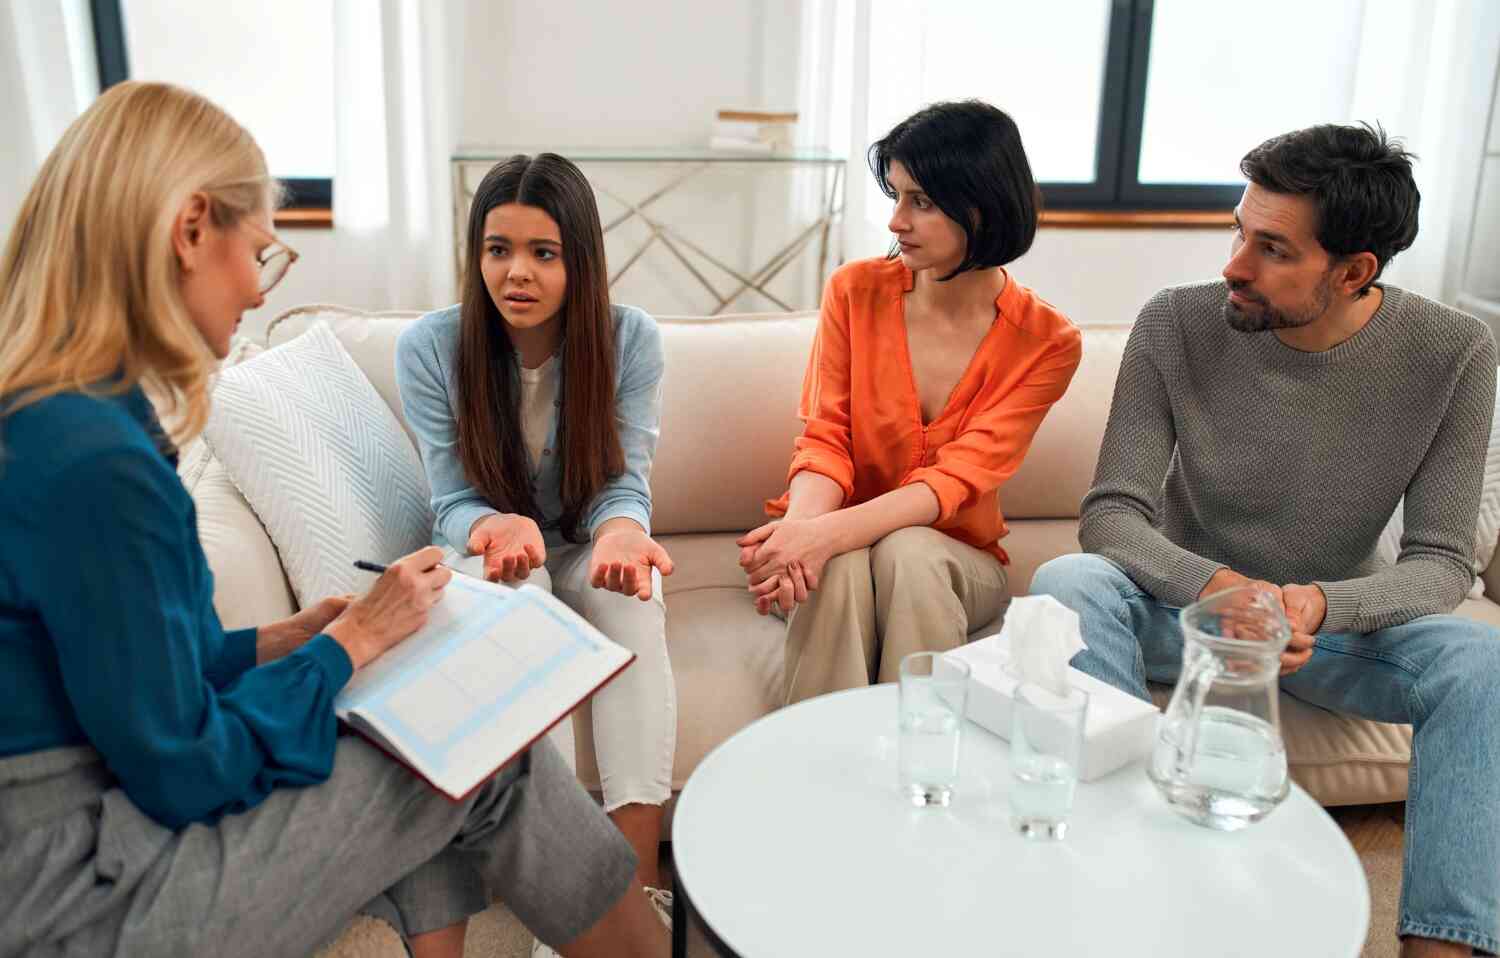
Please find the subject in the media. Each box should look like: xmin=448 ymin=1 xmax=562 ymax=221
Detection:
xmin=868 ymin=99 xmax=1039 ymax=281
xmin=1239 ymin=123 xmax=1420 ymax=297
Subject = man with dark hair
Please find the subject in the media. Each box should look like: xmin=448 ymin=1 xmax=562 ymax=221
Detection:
xmin=1032 ymin=123 xmax=1499 ymax=957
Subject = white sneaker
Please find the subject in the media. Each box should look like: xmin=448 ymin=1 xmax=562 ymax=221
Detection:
xmin=644 ymin=886 xmax=673 ymax=930
xmin=531 ymin=938 xmax=560 ymax=958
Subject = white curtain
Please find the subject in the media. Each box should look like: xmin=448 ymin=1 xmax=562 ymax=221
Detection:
xmin=332 ymin=0 xmax=461 ymax=311
xmin=0 ymin=0 xmax=96 ymax=242
xmin=794 ymin=0 xmax=876 ymax=262
xmin=1351 ymin=0 xmax=1500 ymax=305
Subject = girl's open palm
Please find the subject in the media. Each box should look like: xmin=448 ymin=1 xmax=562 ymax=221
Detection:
xmin=468 ymin=514 xmax=546 ymax=583
xmin=590 ymin=528 xmax=674 ymax=600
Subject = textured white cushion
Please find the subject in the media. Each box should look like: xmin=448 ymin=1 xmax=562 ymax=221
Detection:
xmin=1377 ymin=377 xmax=1500 ymax=598
xmin=202 ymin=322 xmax=433 ymax=607
xmin=266 ymin=305 xmax=423 ymax=450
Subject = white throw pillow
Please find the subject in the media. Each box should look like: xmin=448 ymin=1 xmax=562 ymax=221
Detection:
xmin=202 ymin=321 xmax=433 ymax=607
xmin=1376 ymin=378 xmax=1500 ymax=599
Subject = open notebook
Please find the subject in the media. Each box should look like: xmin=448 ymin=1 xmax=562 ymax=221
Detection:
xmin=334 ymin=571 xmax=634 ymax=800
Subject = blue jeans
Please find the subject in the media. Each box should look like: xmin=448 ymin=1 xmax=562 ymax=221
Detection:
xmin=1032 ymin=553 xmax=1500 ymax=953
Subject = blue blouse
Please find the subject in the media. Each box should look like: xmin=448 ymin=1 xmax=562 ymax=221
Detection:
xmin=395 ymin=303 xmax=664 ymax=551
xmin=0 ymin=386 xmax=353 ymax=829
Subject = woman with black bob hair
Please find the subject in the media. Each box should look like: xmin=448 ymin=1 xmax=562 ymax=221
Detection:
xmin=741 ymin=99 xmax=1083 ymax=707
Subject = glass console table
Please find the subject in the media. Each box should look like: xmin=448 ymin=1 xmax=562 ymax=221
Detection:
xmin=451 ymin=148 xmax=846 ymax=315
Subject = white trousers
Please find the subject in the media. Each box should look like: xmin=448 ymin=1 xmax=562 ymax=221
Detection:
xmin=527 ymin=542 xmax=676 ymax=812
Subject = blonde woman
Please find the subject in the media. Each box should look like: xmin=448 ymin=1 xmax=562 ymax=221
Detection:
xmin=0 ymin=82 xmax=666 ymax=958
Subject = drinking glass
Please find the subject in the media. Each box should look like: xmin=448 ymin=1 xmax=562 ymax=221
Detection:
xmin=1010 ymin=682 xmax=1088 ymax=840
xmin=897 ymin=652 xmax=971 ymax=807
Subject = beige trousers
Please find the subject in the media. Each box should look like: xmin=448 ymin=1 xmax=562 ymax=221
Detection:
xmin=782 ymin=526 xmax=1010 ymax=705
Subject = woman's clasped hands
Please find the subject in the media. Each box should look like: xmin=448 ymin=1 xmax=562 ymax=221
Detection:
xmin=737 ymin=516 xmax=837 ymax=617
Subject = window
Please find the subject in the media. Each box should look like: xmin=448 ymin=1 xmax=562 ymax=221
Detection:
xmin=90 ymin=0 xmax=335 ymax=208
xmin=866 ymin=0 xmax=1369 ymax=211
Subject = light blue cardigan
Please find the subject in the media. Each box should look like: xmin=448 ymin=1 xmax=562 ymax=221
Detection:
xmin=395 ymin=303 xmax=664 ymax=551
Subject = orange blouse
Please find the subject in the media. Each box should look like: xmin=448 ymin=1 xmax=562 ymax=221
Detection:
xmin=767 ymin=257 xmax=1082 ymax=564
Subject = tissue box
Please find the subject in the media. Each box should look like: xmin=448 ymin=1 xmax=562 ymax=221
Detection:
xmin=946 ymin=632 xmax=1160 ymax=781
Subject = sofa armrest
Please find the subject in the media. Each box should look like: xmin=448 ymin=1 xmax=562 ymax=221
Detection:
xmin=188 ymin=451 xmax=298 ymax=629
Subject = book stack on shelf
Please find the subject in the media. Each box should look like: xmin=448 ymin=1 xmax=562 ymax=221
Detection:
xmin=708 ymin=108 xmax=798 ymax=153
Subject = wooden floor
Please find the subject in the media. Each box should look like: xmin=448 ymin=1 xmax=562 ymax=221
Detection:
xmin=1332 ymin=802 xmax=1406 ymax=855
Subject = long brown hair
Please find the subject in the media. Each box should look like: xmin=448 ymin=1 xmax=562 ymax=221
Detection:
xmin=455 ymin=153 xmax=623 ymax=542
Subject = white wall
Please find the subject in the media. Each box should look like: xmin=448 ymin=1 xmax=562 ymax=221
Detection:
xmin=1015 ymin=228 xmax=1230 ymax=326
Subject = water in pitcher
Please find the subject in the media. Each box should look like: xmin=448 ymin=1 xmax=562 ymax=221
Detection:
xmin=1151 ymin=705 xmax=1288 ymax=831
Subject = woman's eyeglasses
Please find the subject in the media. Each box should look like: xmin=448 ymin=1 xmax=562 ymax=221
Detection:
xmin=244 ymin=221 xmax=300 ymax=295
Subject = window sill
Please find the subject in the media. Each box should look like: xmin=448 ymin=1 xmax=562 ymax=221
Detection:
xmin=1039 ymin=209 xmax=1233 ymax=229
xmin=274 ymin=208 xmax=334 ymax=228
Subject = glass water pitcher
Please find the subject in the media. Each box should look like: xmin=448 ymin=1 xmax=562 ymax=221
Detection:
xmin=1148 ymin=585 xmax=1292 ymax=831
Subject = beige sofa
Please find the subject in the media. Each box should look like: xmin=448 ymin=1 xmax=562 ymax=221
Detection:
xmin=184 ymin=303 xmax=1500 ymax=950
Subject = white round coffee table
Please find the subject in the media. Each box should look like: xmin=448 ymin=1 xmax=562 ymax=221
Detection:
xmin=672 ymin=685 xmax=1368 ymax=957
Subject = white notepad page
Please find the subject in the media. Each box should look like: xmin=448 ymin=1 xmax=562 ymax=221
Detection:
xmin=334 ymin=576 xmax=634 ymax=798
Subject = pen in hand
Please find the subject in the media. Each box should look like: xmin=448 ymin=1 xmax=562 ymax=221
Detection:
xmin=353 ymin=558 xmax=479 ymax=580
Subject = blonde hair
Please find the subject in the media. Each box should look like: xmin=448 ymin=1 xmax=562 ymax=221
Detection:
xmin=0 ymin=81 xmax=276 ymax=442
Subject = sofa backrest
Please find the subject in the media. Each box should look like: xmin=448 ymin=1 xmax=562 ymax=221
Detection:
xmin=267 ymin=306 xmax=1131 ymax=534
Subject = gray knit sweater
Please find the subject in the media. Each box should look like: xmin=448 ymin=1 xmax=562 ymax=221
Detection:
xmin=1079 ymin=280 xmax=1497 ymax=633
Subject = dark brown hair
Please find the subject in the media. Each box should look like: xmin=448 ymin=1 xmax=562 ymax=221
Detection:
xmin=1240 ymin=123 xmax=1419 ymax=297
xmin=455 ymin=153 xmax=622 ymax=542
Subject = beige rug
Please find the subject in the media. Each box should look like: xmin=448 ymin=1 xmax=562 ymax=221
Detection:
xmin=317 ymin=904 xmax=531 ymax=958
xmin=1359 ymin=841 xmax=1403 ymax=958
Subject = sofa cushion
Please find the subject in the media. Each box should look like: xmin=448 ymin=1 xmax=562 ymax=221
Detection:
xmin=203 ymin=322 xmax=433 ymax=607
xmin=1377 ymin=377 xmax=1500 ymax=599
xmin=650 ymin=313 xmax=817 ymax=534
xmin=1001 ymin=324 xmax=1131 ymax=520
xmin=267 ymin=306 xmax=423 ymax=451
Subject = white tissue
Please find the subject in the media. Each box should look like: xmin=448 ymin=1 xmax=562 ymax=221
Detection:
xmin=1003 ymin=595 xmax=1087 ymax=697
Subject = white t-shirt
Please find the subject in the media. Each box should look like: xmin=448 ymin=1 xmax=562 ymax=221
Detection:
xmin=517 ymin=353 xmax=560 ymax=470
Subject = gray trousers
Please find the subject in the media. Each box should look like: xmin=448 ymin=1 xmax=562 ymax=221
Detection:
xmin=0 ymin=736 xmax=636 ymax=957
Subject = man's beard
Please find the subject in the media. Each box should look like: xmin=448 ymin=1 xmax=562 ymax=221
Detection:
xmin=1223 ymin=274 xmax=1334 ymax=332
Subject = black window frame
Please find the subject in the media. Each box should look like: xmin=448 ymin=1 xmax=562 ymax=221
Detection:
xmin=1038 ymin=0 xmax=1245 ymax=212
xmin=90 ymin=0 xmax=333 ymax=210
xmin=89 ymin=0 xmax=1249 ymax=215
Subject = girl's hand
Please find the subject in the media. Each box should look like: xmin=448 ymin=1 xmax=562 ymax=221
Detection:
xmin=468 ymin=513 xmax=546 ymax=583
xmin=737 ymin=518 xmax=835 ymax=591
xmin=590 ymin=527 xmax=675 ymax=601
xmin=326 ymin=546 xmax=452 ymax=668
